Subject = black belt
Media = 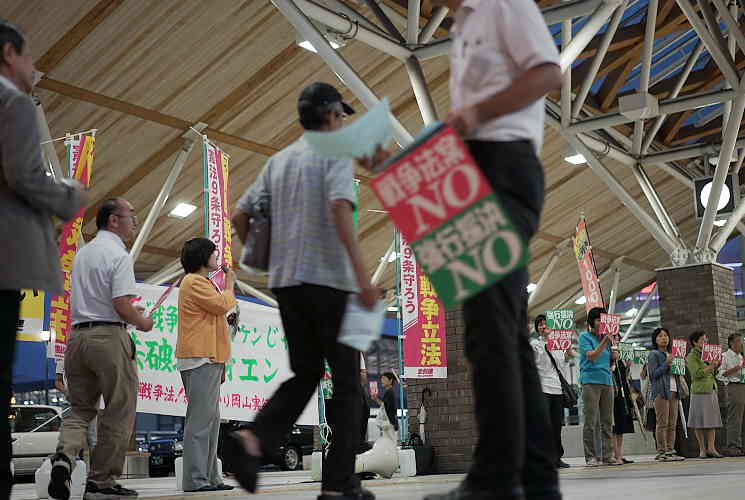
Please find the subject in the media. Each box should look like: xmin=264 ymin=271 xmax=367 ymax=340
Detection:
xmin=72 ymin=321 xmax=127 ymax=330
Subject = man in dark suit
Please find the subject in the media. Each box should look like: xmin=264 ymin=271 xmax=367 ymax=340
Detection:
xmin=0 ymin=20 xmax=86 ymax=500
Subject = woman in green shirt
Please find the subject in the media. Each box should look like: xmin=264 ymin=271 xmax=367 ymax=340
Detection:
xmin=686 ymin=331 xmax=723 ymax=458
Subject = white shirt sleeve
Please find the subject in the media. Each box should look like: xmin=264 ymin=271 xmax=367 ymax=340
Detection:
xmin=111 ymin=254 xmax=138 ymax=299
xmin=497 ymin=0 xmax=560 ymax=71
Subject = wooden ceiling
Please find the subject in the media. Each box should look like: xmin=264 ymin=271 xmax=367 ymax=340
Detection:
xmin=6 ymin=0 xmax=740 ymax=319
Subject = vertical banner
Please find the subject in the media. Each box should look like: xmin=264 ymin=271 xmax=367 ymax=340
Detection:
xmin=401 ymin=238 xmax=447 ymax=379
xmin=203 ymin=137 xmax=232 ymax=290
xmin=573 ymin=216 xmax=604 ymax=311
xmin=50 ymin=135 xmax=95 ymax=360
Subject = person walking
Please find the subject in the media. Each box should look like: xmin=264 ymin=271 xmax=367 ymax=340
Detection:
xmin=0 ymin=19 xmax=86 ymax=500
xmin=228 ymin=82 xmax=378 ymax=500
xmin=686 ymin=331 xmax=723 ymax=459
xmin=717 ymin=333 xmax=745 ymax=456
xmin=176 ymin=238 xmax=237 ymax=492
xmin=530 ymin=315 xmax=570 ymax=469
xmin=647 ymin=328 xmax=685 ymax=461
xmin=579 ymin=307 xmax=620 ymax=466
xmin=49 ymin=198 xmax=154 ymax=500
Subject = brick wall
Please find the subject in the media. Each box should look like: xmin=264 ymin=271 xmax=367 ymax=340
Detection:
xmin=406 ymin=307 xmax=476 ymax=473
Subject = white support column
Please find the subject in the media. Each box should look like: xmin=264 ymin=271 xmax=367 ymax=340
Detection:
xmin=633 ymin=0 xmax=658 ymax=156
xmin=621 ymin=282 xmax=657 ymax=342
xmin=543 ymin=0 xmax=607 ymax=25
xmin=559 ymin=0 xmax=623 ymax=72
xmin=275 ymin=0 xmax=413 ymax=146
xmin=362 ymin=0 xmax=406 ymax=43
xmin=632 ymin=164 xmax=681 ymax=239
xmin=607 ymin=259 xmax=624 ymax=314
xmin=407 ymin=0 xmax=420 ymax=44
xmin=237 ymin=280 xmax=279 ymax=307
xmin=130 ymin=125 xmax=206 ymax=263
xmin=528 ymin=241 xmax=569 ymax=308
xmin=561 ymin=12 xmax=573 ymax=128
xmin=405 ymin=56 xmax=438 ymax=124
xmin=145 ymin=259 xmax=183 ymax=285
xmin=711 ymin=0 xmax=745 ymax=55
xmin=711 ymin=193 xmax=745 ymax=252
xmin=419 ymin=6 xmax=448 ymax=44
xmin=372 ymin=239 xmax=396 ymax=285
xmin=572 ymin=0 xmax=627 ymax=118
xmin=696 ymin=85 xmax=745 ymax=248
xmin=676 ymin=0 xmax=740 ymax=87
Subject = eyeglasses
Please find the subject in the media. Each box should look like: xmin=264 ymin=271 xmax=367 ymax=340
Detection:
xmin=114 ymin=213 xmax=138 ymax=223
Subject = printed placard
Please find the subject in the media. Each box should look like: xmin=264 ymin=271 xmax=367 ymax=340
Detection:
xmin=598 ymin=313 xmax=621 ymax=338
xmin=546 ymin=309 xmax=575 ymax=334
xmin=619 ymin=342 xmax=634 ymax=362
xmin=547 ymin=332 xmax=573 ymax=351
xmin=672 ymin=357 xmax=686 ymax=376
xmin=371 ymin=124 xmax=528 ymax=308
xmin=702 ymin=344 xmax=722 ymax=363
xmin=633 ymin=348 xmax=649 ymax=365
xmin=672 ymin=338 xmax=688 ymax=358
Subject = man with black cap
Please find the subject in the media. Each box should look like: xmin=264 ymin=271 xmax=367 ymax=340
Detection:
xmin=230 ymin=82 xmax=377 ymax=500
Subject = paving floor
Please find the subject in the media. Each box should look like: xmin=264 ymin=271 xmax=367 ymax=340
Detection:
xmin=11 ymin=455 xmax=745 ymax=500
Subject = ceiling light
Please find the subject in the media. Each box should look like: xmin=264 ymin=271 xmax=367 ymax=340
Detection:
xmin=169 ymin=202 xmax=197 ymax=218
xmin=575 ymin=296 xmax=587 ymax=305
xmin=298 ymin=39 xmax=342 ymax=53
xmin=699 ymin=182 xmax=731 ymax=212
xmin=387 ymin=306 xmax=399 ymax=312
xmin=527 ymin=283 xmax=537 ymax=293
xmin=564 ymin=152 xmax=587 ymax=165
xmin=626 ymin=307 xmax=638 ymax=317
xmin=713 ymin=219 xmax=727 ymax=227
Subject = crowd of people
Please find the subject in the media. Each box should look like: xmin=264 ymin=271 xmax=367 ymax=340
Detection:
xmin=532 ymin=308 xmax=745 ymax=468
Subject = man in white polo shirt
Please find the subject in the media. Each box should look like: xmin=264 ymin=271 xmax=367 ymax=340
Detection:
xmin=426 ymin=2 xmax=562 ymax=500
xmin=49 ymin=198 xmax=153 ymax=500
xmin=718 ymin=333 xmax=745 ymax=456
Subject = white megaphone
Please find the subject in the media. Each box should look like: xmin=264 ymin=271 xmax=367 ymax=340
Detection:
xmin=355 ymin=404 xmax=399 ymax=478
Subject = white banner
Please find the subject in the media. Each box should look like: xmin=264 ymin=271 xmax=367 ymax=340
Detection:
xmin=131 ymin=284 xmax=318 ymax=424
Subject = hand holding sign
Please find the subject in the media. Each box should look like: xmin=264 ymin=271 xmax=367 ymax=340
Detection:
xmin=598 ymin=313 xmax=621 ymax=344
xmin=547 ymin=332 xmax=573 ymax=351
xmin=702 ymin=344 xmax=722 ymax=364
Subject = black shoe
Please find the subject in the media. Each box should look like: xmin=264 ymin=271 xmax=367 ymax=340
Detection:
xmin=84 ymin=482 xmax=138 ymax=500
xmin=48 ymin=454 xmax=72 ymax=500
xmin=356 ymin=472 xmax=377 ymax=481
xmin=424 ymin=484 xmax=523 ymax=500
xmin=558 ymin=460 xmax=571 ymax=469
xmin=214 ymin=484 xmax=235 ymax=491
xmin=184 ymin=486 xmax=217 ymax=493
xmin=318 ymin=487 xmax=375 ymax=500
xmin=225 ymin=431 xmax=260 ymax=493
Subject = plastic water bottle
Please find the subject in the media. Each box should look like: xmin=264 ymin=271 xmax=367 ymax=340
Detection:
xmin=35 ymin=458 xmax=87 ymax=499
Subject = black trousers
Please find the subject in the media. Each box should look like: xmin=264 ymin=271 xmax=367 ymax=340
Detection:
xmin=254 ymin=284 xmax=360 ymax=492
xmin=463 ymin=140 xmax=559 ymax=499
xmin=545 ymin=394 xmax=565 ymax=462
xmin=1 ymin=291 xmax=21 ymax=500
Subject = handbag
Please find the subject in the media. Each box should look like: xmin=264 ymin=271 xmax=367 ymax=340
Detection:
xmin=545 ymin=346 xmax=579 ymax=409
xmin=239 ymin=192 xmax=271 ymax=274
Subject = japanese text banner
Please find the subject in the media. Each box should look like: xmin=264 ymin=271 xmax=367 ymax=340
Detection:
xmin=573 ymin=217 xmax=604 ymax=312
xmin=401 ymin=239 xmax=447 ymax=379
xmin=50 ymin=135 xmax=95 ymax=360
xmin=131 ymin=283 xmax=318 ymax=424
xmin=203 ymin=138 xmax=232 ymax=290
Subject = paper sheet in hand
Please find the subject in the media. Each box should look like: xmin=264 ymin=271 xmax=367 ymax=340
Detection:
xmin=339 ymin=297 xmax=386 ymax=352
xmin=303 ymin=98 xmax=393 ymax=159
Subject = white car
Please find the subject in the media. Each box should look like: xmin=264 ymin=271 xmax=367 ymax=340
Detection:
xmin=10 ymin=405 xmax=64 ymax=476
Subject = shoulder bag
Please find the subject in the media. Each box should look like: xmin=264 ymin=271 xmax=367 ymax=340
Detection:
xmin=545 ymin=346 xmax=578 ymax=409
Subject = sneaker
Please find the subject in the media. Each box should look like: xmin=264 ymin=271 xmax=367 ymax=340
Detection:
xmin=665 ymin=452 xmax=685 ymax=461
xmin=48 ymin=454 xmax=72 ymax=500
xmin=655 ymin=453 xmax=668 ymax=461
xmin=585 ymin=458 xmax=599 ymax=467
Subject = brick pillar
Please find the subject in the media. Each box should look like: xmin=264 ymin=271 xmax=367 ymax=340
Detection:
xmin=656 ymin=263 xmax=737 ymax=456
xmin=406 ymin=308 xmax=476 ymax=473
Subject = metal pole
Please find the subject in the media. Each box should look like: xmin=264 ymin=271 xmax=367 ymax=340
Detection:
xmin=696 ymin=86 xmax=745 ymax=248
xmin=561 ymin=12 xmax=572 ymax=128
xmin=632 ymin=164 xmax=681 ymax=239
xmin=419 ymin=6 xmax=448 ymax=44
xmin=407 ymin=0 xmax=420 ymax=44
xmin=275 ymin=0 xmax=413 ymax=146
xmin=362 ymin=0 xmax=406 ymax=43
xmin=404 ymin=56 xmax=438 ymax=124
xmin=675 ymin=0 xmax=740 ymax=87
xmin=641 ymin=42 xmax=705 ymax=154
xmin=130 ymin=127 xmax=204 ymax=263
xmin=572 ymin=0 xmax=627 ymax=118
xmin=145 ymin=259 xmax=183 ymax=285
xmin=528 ymin=242 xmax=568 ymax=307
xmin=633 ymin=0 xmax=658 ymax=156
xmin=641 ymin=136 xmax=745 ymax=165
xmin=621 ymin=283 xmax=657 ymax=342
xmin=372 ymin=239 xmax=396 ymax=285
xmin=543 ymin=0 xmax=607 ymax=25
xmin=324 ymin=0 xmax=390 ymax=36
xmin=712 ymin=0 xmax=745 ymax=55
xmin=562 ymin=134 xmax=680 ymax=254
xmin=236 ymin=280 xmax=279 ymax=307
xmin=559 ymin=0 xmax=623 ymax=72
xmin=607 ymin=260 xmax=624 ymax=314
xmin=711 ymin=194 xmax=745 ymax=252
xmin=280 ymin=0 xmax=412 ymax=60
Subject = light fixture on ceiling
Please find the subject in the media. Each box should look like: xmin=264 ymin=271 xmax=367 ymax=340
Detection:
xmin=527 ymin=283 xmax=537 ymax=293
xmin=713 ymin=219 xmax=727 ymax=227
xmin=296 ymin=21 xmax=346 ymax=53
xmin=575 ymin=296 xmax=587 ymax=305
xmin=699 ymin=181 xmax=731 ymax=213
xmin=387 ymin=306 xmax=399 ymax=312
xmin=626 ymin=307 xmax=638 ymax=317
xmin=298 ymin=39 xmax=342 ymax=53
xmin=564 ymin=148 xmax=587 ymax=166
xmin=169 ymin=202 xmax=197 ymax=218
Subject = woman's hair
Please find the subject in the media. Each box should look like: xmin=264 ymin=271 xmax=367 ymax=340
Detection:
xmin=651 ymin=327 xmax=670 ymax=351
xmin=689 ymin=330 xmax=706 ymax=347
xmin=587 ymin=306 xmax=607 ymax=327
xmin=180 ymin=237 xmax=216 ymax=274
xmin=381 ymin=372 xmax=397 ymax=384
xmin=728 ymin=333 xmax=742 ymax=349
xmin=534 ymin=314 xmax=547 ymax=333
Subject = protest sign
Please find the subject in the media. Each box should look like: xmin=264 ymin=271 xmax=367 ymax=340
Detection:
xmin=672 ymin=357 xmax=686 ymax=376
xmin=672 ymin=338 xmax=688 ymax=358
xmin=573 ymin=217 xmax=604 ymax=311
xmin=702 ymin=344 xmax=722 ymax=363
xmin=633 ymin=348 xmax=649 ymax=365
xmin=619 ymin=342 xmax=634 ymax=362
xmin=547 ymin=332 xmax=573 ymax=351
xmin=598 ymin=313 xmax=621 ymax=341
xmin=203 ymin=138 xmax=232 ymax=290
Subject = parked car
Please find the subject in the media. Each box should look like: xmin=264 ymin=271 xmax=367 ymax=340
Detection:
xmin=10 ymin=405 xmax=63 ymax=476
xmin=135 ymin=431 xmax=183 ymax=477
xmin=218 ymin=423 xmax=312 ymax=472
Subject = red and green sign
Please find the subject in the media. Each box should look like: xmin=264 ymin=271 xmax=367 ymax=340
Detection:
xmin=371 ymin=125 xmax=527 ymax=308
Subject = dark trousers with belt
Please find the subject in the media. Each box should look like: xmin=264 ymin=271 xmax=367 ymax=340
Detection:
xmin=1 ymin=291 xmax=21 ymax=500
xmin=463 ymin=140 xmax=558 ymax=499
xmin=254 ymin=284 xmax=360 ymax=493
xmin=545 ymin=394 xmax=565 ymax=462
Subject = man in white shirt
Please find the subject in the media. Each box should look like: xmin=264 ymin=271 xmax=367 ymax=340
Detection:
xmin=717 ymin=333 xmax=745 ymax=456
xmin=530 ymin=316 xmax=570 ymax=469
xmin=426 ymin=2 xmax=562 ymax=500
xmin=49 ymin=199 xmax=154 ymax=500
